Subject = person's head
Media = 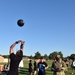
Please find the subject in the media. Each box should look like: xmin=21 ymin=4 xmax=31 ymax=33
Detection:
xmin=16 ymin=50 xmax=21 ymax=56
xmin=29 ymin=60 xmax=32 ymax=63
xmin=53 ymin=59 xmax=56 ymax=62
xmin=34 ymin=60 xmax=36 ymax=62
xmin=40 ymin=57 xmax=44 ymax=62
xmin=56 ymin=54 xmax=61 ymax=61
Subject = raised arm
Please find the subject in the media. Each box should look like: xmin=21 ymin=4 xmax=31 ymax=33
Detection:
xmin=10 ymin=41 xmax=19 ymax=54
xmin=9 ymin=40 xmax=25 ymax=54
xmin=20 ymin=41 xmax=25 ymax=51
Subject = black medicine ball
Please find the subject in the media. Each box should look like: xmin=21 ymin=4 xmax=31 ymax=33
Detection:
xmin=17 ymin=19 xmax=24 ymax=27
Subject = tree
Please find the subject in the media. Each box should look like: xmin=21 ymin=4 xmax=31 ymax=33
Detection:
xmin=49 ymin=51 xmax=58 ymax=59
xmin=2 ymin=55 xmax=9 ymax=58
xmin=43 ymin=54 xmax=48 ymax=60
xmin=34 ymin=51 xmax=41 ymax=59
xmin=49 ymin=51 xmax=63 ymax=59
xmin=58 ymin=51 xmax=63 ymax=58
xmin=29 ymin=55 xmax=33 ymax=59
xmin=69 ymin=54 xmax=75 ymax=60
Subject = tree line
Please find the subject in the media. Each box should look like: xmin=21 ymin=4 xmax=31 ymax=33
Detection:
xmin=2 ymin=51 xmax=75 ymax=60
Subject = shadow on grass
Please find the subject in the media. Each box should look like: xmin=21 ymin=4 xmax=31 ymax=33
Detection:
xmin=19 ymin=67 xmax=52 ymax=75
xmin=19 ymin=67 xmax=72 ymax=75
xmin=19 ymin=67 xmax=29 ymax=75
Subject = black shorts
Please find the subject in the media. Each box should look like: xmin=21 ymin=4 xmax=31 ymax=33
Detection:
xmin=72 ymin=66 xmax=75 ymax=69
xmin=34 ymin=67 xmax=37 ymax=71
xmin=38 ymin=72 xmax=46 ymax=75
xmin=29 ymin=68 xmax=32 ymax=73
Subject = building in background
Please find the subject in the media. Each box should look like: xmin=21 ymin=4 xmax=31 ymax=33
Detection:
xmin=0 ymin=56 xmax=4 ymax=62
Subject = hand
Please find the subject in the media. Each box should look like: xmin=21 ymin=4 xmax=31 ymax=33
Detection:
xmin=17 ymin=40 xmax=23 ymax=42
xmin=56 ymin=68 xmax=61 ymax=72
xmin=15 ymin=40 xmax=25 ymax=44
xmin=15 ymin=41 xmax=19 ymax=44
xmin=21 ymin=41 xmax=25 ymax=45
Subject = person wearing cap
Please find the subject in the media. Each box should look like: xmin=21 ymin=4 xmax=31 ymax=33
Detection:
xmin=51 ymin=54 xmax=67 ymax=75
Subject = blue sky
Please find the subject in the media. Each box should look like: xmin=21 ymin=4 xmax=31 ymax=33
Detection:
xmin=0 ymin=0 xmax=75 ymax=57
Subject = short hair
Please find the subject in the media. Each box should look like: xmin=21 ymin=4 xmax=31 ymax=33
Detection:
xmin=40 ymin=57 xmax=43 ymax=59
xmin=29 ymin=60 xmax=32 ymax=62
xmin=16 ymin=50 xmax=22 ymax=57
xmin=56 ymin=55 xmax=61 ymax=58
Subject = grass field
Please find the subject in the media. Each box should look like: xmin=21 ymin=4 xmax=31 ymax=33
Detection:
xmin=18 ymin=60 xmax=73 ymax=75
xmin=0 ymin=60 xmax=74 ymax=75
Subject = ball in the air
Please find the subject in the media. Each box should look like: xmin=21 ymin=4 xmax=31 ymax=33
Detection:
xmin=17 ymin=19 xmax=24 ymax=27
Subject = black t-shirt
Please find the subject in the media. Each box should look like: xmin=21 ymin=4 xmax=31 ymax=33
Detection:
xmin=9 ymin=50 xmax=23 ymax=72
xmin=29 ymin=62 xmax=32 ymax=69
xmin=38 ymin=62 xmax=48 ymax=75
xmin=34 ymin=61 xmax=37 ymax=70
xmin=29 ymin=62 xmax=32 ymax=73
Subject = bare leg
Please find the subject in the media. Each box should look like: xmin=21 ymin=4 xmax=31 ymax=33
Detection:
xmin=34 ymin=71 xmax=36 ymax=75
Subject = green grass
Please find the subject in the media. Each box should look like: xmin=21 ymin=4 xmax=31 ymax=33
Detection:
xmin=0 ymin=60 xmax=74 ymax=75
xmin=18 ymin=60 xmax=73 ymax=75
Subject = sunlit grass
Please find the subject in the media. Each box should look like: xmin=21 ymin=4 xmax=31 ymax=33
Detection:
xmin=0 ymin=60 xmax=73 ymax=75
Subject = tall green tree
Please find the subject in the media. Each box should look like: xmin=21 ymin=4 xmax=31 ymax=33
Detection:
xmin=29 ymin=55 xmax=33 ymax=59
xmin=69 ymin=54 xmax=75 ymax=60
xmin=34 ymin=51 xmax=41 ymax=59
xmin=43 ymin=54 xmax=48 ymax=60
xmin=49 ymin=51 xmax=63 ymax=59
xmin=49 ymin=51 xmax=58 ymax=59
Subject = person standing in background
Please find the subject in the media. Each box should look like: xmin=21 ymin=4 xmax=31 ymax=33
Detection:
xmin=29 ymin=60 xmax=33 ymax=75
xmin=37 ymin=58 xmax=48 ymax=75
xmin=34 ymin=60 xmax=37 ymax=75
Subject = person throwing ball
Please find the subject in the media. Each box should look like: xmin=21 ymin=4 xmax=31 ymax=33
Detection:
xmin=7 ymin=40 xmax=25 ymax=75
